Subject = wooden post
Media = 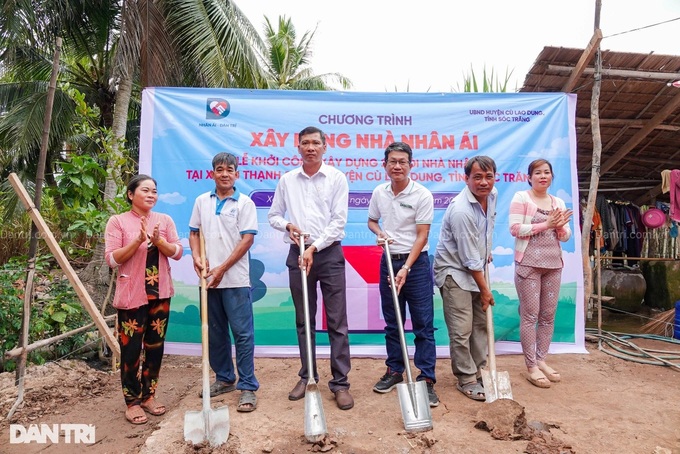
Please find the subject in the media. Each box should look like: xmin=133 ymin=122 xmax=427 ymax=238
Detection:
xmin=8 ymin=173 xmax=120 ymax=358
xmin=596 ymin=230 xmax=602 ymax=337
xmin=7 ymin=260 xmax=35 ymax=419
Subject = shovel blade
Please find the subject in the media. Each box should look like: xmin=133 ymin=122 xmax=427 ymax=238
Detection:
xmin=304 ymin=383 xmax=328 ymax=443
xmin=396 ymin=381 xmax=433 ymax=432
xmin=481 ymin=368 xmax=513 ymax=403
xmin=184 ymin=407 xmax=230 ymax=447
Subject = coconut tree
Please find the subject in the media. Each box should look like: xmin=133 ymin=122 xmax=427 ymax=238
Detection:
xmin=262 ymin=15 xmax=351 ymax=90
xmin=85 ymin=0 xmax=269 ymax=283
xmin=0 ymin=0 xmax=126 ymax=212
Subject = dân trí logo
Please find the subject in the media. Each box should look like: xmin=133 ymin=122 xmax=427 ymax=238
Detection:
xmin=206 ymin=98 xmax=231 ymax=119
xmin=10 ymin=423 xmax=95 ymax=444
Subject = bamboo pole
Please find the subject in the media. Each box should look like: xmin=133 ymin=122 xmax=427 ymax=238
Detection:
xmin=5 ymin=315 xmax=116 ymax=359
xmin=10 ymin=37 xmax=63 ymax=420
xmin=7 ymin=260 xmax=35 ymax=419
xmin=8 ymin=173 xmax=120 ymax=358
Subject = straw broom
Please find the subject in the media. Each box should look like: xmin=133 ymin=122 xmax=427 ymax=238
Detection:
xmin=640 ymin=309 xmax=676 ymax=337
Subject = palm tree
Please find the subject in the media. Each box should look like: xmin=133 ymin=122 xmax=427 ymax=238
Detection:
xmin=0 ymin=1 xmax=125 ymax=210
xmin=88 ymin=0 xmax=270 ymax=283
xmin=262 ymin=15 xmax=351 ymax=90
xmin=0 ymin=0 xmax=270 ymax=280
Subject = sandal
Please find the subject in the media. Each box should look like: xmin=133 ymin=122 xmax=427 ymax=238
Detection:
xmin=125 ymin=405 xmax=148 ymax=425
xmin=141 ymin=396 xmax=166 ymax=416
xmin=537 ymin=363 xmax=561 ymax=382
xmin=237 ymin=390 xmax=257 ymax=413
xmin=526 ymin=370 xmax=552 ymax=388
xmin=457 ymin=381 xmax=486 ymax=401
xmin=199 ymin=380 xmax=236 ymax=398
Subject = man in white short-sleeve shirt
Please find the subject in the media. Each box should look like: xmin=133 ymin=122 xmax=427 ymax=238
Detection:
xmin=189 ymin=152 xmax=259 ymax=412
xmin=367 ymin=141 xmax=439 ymax=407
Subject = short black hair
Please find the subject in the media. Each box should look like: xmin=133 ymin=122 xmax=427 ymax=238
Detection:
xmin=384 ymin=142 xmax=413 ymax=163
xmin=298 ymin=126 xmax=326 ymax=145
xmin=464 ymin=156 xmax=496 ymax=176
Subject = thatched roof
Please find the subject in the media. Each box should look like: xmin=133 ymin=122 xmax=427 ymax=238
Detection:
xmin=520 ymin=37 xmax=680 ymax=205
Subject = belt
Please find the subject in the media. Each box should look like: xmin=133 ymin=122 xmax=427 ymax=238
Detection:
xmin=291 ymin=241 xmax=341 ymax=252
xmin=390 ymin=253 xmax=409 ymax=260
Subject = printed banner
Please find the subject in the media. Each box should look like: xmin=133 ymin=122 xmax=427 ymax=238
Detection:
xmin=139 ymin=88 xmax=585 ymax=356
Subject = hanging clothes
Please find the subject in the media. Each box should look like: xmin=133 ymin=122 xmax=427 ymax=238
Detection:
xmin=596 ymin=194 xmax=615 ymax=251
xmin=661 ymin=169 xmax=672 ymax=194
xmin=670 ymin=169 xmax=680 ymax=222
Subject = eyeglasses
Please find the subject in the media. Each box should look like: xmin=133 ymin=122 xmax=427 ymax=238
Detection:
xmin=386 ymin=159 xmax=410 ymax=167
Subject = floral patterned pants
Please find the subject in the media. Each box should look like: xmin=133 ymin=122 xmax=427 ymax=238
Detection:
xmin=117 ymin=298 xmax=170 ymax=407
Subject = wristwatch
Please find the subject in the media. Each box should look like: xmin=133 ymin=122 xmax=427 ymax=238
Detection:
xmin=401 ymin=264 xmax=411 ymax=273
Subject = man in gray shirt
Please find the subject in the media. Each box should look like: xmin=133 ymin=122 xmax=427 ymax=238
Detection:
xmin=433 ymin=156 xmax=497 ymax=402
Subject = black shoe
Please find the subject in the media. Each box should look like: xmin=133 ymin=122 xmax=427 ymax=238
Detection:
xmin=425 ymin=380 xmax=439 ymax=407
xmin=373 ymin=368 xmax=404 ymax=393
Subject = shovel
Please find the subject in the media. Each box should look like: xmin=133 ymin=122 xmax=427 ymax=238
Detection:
xmin=184 ymin=230 xmax=230 ymax=446
xmin=296 ymin=232 xmax=328 ymax=443
xmin=480 ymin=264 xmax=513 ymax=403
xmin=380 ymin=238 xmax=432 ymax=433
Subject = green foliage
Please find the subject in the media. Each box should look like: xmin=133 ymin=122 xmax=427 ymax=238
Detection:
xmin=0 ymin=256 xmax=90 ymax=372
xmin=45 ymin=85 xmax=130 ymax=262
xmin=262 ymin=15 xmax=351 ymax=90
xmin=457 ymin=65 xmax=515 ymax=93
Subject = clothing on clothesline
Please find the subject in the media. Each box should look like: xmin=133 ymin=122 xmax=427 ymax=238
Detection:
xmin=661 ymin=169 xmax=672 ymax=194
xmin=670 ymin=169 xmax=680 ymax=223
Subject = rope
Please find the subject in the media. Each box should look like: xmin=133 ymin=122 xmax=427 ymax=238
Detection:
xmin=603 ymin=16 xmax=680 ymax=39
xmin=599 ymin=304 xmax=673 ymax=325
xmin=585 ymin=328 xmax=680 ymax=371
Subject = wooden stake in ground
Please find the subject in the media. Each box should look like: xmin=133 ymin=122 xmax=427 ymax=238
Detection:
xmin=8 ymin=173 xmax=120 ymax=359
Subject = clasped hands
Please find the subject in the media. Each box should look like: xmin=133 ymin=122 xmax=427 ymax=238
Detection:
xmin=546 ymin=208 xmax=573 ymax=229
xmin=137 ymin=216 xmax=162 ymax=245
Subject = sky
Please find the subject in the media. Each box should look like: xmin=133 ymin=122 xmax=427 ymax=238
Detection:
xmin=237 ymin=0 xmax=680 ymax=92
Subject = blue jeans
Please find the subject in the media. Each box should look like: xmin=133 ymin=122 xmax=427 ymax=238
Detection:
xmin=206 ymin=287 xmax=259 ymax=391
xmin=379 ymin=251 xmax=437 ymax=382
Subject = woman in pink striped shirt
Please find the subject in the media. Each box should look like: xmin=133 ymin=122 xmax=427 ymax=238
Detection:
xmin=105 ymin=175 xmax=182 ymax=424
xmin=509 ymin=159 xmax=572 ymax=389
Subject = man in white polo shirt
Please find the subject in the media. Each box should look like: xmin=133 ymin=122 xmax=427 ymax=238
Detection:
xmin=188 ymin=152 xmax=259 ymax=412
xmin=367 ymin=141 xmax=439 ymax=407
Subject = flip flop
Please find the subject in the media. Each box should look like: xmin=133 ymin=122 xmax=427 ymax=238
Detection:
xmin=125 ymin=405 xmax=148 ymax=425
xmin=237 ymin=390 xmax=257 ymax=412
xmin=525 ymin=370 xmax=551 ymax=389
xmin=538 ymin=363 xmax=561 ymax=382
xmin=457 ymin=381 xmax=486 ymax=401
xmin=141 ymin=396 xmax=166 ymax=416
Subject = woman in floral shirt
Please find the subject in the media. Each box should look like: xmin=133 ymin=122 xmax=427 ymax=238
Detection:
xmin=105 ymin=175 xmax=182 ymax=424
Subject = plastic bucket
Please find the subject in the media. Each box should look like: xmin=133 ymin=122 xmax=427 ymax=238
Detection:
xmin=675 ymin=301 xmax=680 ymax=340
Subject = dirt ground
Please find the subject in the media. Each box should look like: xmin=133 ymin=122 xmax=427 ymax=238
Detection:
xmin=1 ymin=337 xmax=679 ymax=454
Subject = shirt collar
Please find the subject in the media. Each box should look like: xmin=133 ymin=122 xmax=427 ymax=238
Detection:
xmin=211 ymin=186 xmax=241 ymax=201
xmin=384 ymin=178 xmax=414 ymax=195
xmin=296 ymin=162 xmax=330 ymax=178
xmin=463 ymin=186 xmax=497 ymax=205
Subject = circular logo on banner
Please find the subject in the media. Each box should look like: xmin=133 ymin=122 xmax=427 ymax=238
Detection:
xmin=206 ymin=98 xmax=231 ymax=119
